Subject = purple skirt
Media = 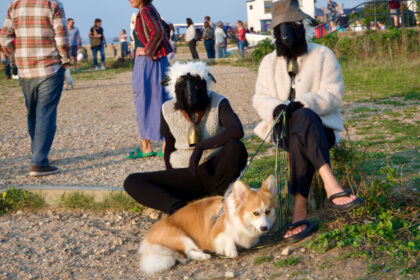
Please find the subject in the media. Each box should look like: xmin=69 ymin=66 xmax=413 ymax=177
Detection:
xmin=132 ymin=55 xmax=170 ymax=141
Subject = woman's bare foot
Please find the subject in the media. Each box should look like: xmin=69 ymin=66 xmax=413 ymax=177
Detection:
xmin=319 ymin=164 xmax=358 ymax=205
xmin=141 ymin=139 xmax=153 ymax=154
xmin=284 ymin=194 xmax=308 ymax=238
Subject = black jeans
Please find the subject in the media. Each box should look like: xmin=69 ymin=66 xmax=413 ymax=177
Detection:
xmin=188 ymin=40 xmax=199 ymax=59
xmin=282 ymin=108 xmax=336 ymax=198
xmin=124 ymin=139 xmax=247 ymax=214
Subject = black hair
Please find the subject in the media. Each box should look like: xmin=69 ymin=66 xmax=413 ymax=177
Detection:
xmin=142 ymin=0 xmax=153 ymax=5
xmin=174 ymin=74 xmax=210 ymax=114
xmin=186 ymin=18 xmax=193 ymax=27
xmin=67 ymin=18 xmax=74 ymax=22
xmin=94 ymin=18 xmax=102 ymax=24
xmin=273 ymin=22 xmax=308 ymax=58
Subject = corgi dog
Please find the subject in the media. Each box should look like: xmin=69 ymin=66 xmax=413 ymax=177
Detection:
xmin=139 ymin=175 xmax=278 ymax=274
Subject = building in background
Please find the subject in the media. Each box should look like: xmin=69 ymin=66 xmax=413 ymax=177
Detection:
xmin=246 ymin=0 xmax=315 ymax=32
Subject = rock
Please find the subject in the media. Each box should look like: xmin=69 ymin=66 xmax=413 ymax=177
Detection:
xmin=225 ymin=271 xmax=235 ymax=278
xmin=143 ymin=208 xmax=161 ymax=220
xmin=300 ymin=248 xmax=306 ymax=253
xmin=281 ymin=247 xmax=291 ymax=256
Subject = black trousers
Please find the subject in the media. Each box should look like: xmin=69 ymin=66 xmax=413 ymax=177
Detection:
xmin=188 ymin=40 xmax=199 ymax=59
xmin=282 ymin=108 xmax=336 ymax=198
xmin=124 ymin=139 xmax=247 ymax=214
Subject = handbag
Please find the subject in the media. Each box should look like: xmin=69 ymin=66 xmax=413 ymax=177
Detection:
xmin=90 ymin=27 xmax=101 ymax=48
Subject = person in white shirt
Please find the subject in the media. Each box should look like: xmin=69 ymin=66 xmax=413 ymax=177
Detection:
xmin=186 ymin=18 xmax=199 ymax=59
xmin=215 ymin=21 xmax=227 ymax=58
xmin=120 ymin=29 xmax=129 ymax=58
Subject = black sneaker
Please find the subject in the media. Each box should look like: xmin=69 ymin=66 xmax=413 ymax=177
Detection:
xmin=30 ymin=165 xmax=60 ymax=177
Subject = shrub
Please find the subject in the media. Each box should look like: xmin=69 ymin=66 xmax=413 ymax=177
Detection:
xmin=252 ymin=38 xmax=275 ymax=64
xmin=313 ymin=29 xmax=420 ymax=60
xmin=0 ymin=188 xmax=45 ymax=215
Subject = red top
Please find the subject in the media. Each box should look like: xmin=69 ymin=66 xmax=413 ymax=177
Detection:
xmin=389 ymin=1 xmax=400 ymax=9
xmin=135 ymin=4 xmax=172 ymax=60
xmin=236 ymin=27 xmax=246 ymax=42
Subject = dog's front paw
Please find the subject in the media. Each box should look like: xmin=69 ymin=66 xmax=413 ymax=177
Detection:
xmin=187 ymin=249 xmax=211 ymax=261
xmin=224 ymin=245 xmax=238 ymax=258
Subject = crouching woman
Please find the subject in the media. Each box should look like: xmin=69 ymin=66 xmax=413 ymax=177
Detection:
xmin=124 ymin=62 xmax=248 ymax=215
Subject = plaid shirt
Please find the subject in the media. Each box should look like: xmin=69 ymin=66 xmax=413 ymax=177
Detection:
xmin=0 ymin=0 xmax=70 ymax=79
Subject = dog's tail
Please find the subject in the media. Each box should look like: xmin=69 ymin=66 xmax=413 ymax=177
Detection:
xmin=139 ymin=240 xmax=187 ymax=274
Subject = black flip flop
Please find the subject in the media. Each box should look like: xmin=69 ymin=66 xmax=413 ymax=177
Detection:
xmin=284 ymin=220 xmax=318 ymax=244
xmin=325 ymin=189 xmax=362 ymax=212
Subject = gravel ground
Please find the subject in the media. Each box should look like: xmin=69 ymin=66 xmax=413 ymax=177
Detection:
xmin=0 ymin=57 xmax=371 ymax=279
xmin=0 ymin=209 xmax=367 ymax=280
xmin=0 ymin=62 xmax=258 ymax=190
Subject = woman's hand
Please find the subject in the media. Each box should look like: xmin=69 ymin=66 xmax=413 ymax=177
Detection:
xmin=136 ymin=47 xmax=146 ymax=56
xmin=189 ymin=144 xmax=203 ymax=176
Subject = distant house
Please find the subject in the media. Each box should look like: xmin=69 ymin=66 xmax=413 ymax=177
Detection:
xmin=246 ymin=0 xmax=315 ymax=32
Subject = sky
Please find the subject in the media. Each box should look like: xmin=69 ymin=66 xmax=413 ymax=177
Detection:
xmin=0 ymin=0 xmax=248 ymax=42
xmin=0 ymin=0 xmax=365 ymax=41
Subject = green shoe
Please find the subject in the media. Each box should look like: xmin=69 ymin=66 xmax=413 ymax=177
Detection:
xmin=156 ymin=150 xmax=164 ymax=158
xmin=125 ymin=148 xmax=156 ymax=159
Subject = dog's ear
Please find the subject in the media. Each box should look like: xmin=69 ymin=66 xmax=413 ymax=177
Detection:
xmin=233 ymin=180 xmax=250 ymax=202
xmin=208 ymin=73 xmax=216 ymax=83
xmin=161 ymin=76 xmax=171 ymax=86
xmin=261 ymin=175 xmax=277 ymax=197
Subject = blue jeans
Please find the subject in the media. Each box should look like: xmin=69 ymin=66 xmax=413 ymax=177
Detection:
xmin=204 ymin=39 xmax=215 ymax=59
xmin=237 ymin=40 xmax=245 ymax=58
xmin=121 ymin=41 xmax=128 ymax=58
xmin=216 ymin=44 xmax=226 ymax=58
xmin=4 ymin=56 xmax=11 ymax=77
xmin=91 ymin=43 xmax=105 ymax=66
xmin=20 ymin=68 xmax=65 ymax=166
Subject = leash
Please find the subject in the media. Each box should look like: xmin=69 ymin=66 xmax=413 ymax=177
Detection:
xmin=212 ymin=111 xmax=290 ymax=241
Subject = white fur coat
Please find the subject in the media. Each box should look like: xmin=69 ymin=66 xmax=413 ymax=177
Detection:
xmin=252 ymin=43 xmax=344 ymax=142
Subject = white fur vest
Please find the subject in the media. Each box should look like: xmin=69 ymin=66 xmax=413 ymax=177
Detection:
xmin=162 ymin=91 xmax=226 ymax=168
xmin=252 ymin=43 xmax=344 ymax=143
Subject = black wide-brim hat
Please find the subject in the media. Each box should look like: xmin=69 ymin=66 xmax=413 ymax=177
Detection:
xmin=271 ymin=0 xmax=311 ymax=28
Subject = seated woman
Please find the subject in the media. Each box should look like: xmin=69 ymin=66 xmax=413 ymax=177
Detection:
xmin=253 ymin=0 xmax=362 ymax=243
xmin=124 ymin=61 xmax=248 ymax=215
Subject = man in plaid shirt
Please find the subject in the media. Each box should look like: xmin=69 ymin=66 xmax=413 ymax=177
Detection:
xmin=0 ymin=0 xmax=70 ymax=176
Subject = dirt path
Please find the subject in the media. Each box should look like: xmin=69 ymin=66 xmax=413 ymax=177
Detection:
xmin=0 ymin=209 xmax=368 ymax=280
xmin=0 ymin=64 xmax=258 ymax=190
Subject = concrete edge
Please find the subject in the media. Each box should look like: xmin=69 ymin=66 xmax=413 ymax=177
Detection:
xmin=13 ymin=185 xmax=125 ymax=206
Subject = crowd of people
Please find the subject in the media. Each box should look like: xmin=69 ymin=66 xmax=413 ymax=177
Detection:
xmin=322 ymin=0 xmax=417 ymax=33
xmin=184 ymin=16 xmax=251 ymax=60
xmin=1 ymin=0 xmax=363 ymax=254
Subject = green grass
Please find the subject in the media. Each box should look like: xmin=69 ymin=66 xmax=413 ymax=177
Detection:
xmin=0 ymin=57 xmax=133 ymax=85
xmin=254 ymin=255 xmax=273 ymax=265
xmin=342 ymin=59 xmax=420 ymax=103
xmin=351 ymin=107 xmax=379 ymax=113
xmin=273 ymin=257 xmax=301 ymax=268
xmin=241 ymin=155 xmax=276 ymax=189
xmin=0 ymin=188 xmax=45 ymax=215
xmin=59 ymin=191 xmax=144 ymax=212
xmin=71 ymin=58 xmax=133 ymax=80
xmin=242 ymin=135 xmax=273 ymax=155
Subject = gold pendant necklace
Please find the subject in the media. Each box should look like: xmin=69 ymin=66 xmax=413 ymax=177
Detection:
xmin=181 ymin=110 xmax=205 ymax=147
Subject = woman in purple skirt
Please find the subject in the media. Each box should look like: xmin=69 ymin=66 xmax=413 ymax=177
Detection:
xmin=126 ymin=0 xmax=172 ymax=159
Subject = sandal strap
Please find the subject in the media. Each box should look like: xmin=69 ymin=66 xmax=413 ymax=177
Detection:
xmin=288 ymin=220 xmax=311 ymax=230
xmin=328 ymin=190 xmax=351 ymax=202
